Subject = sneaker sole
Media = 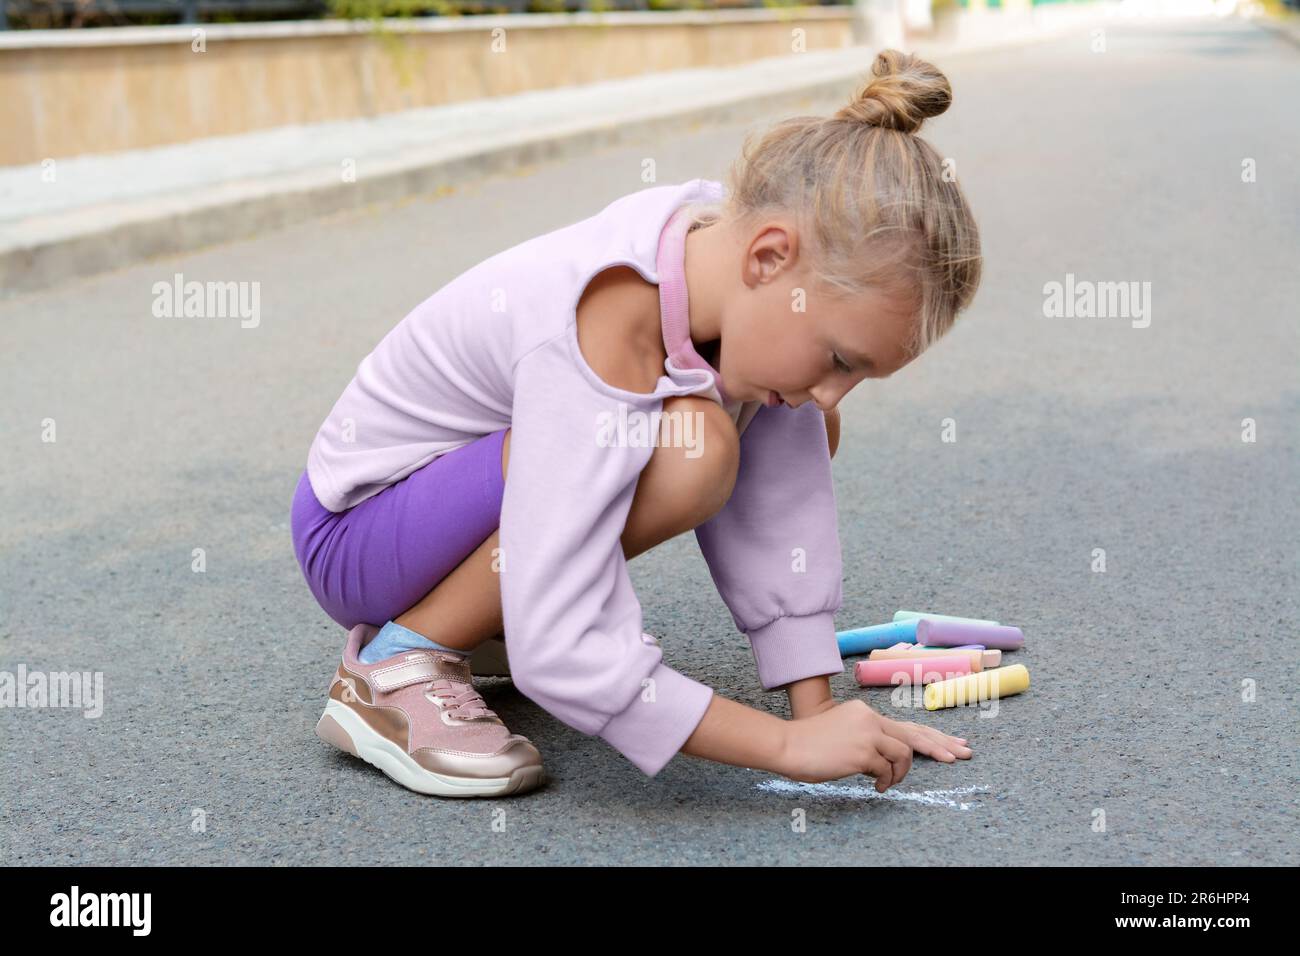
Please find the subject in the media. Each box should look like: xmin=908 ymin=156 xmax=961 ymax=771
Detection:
xmin=316 ymin=699 xmax=545 ymax=798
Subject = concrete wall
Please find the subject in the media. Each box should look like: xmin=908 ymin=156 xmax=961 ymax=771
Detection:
xmin=0 ymin=8 xmax=859 ymax=166
xmin=0 ymin=2 xmax=1098 ymax=166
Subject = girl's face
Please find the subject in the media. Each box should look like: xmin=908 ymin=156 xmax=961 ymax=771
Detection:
xmin=716 ymin=220 xmax=921 ymax=411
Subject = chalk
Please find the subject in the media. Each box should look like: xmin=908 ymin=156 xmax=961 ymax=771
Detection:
xmin=891 ymin=643 xmax=1004 ymax=668
xmin=854 ymin=656 xmax=973 ymax=686
xmin=923 ymin=664 xmax=1030 ymax=711
xmin=894 ymin=610 xmax=1001 ymax=627
xmin=837 ymin=620 xmax=919 ymax=656
xmin=916 ymin=619 xmax=1024 ymax=651
xmin=869 ymin=644 xmax=1002 ymax=669
xmin=947 ymin=644 xmax=986 ymax=650
xmin=868 ymin=644 xmax=991 ymax=672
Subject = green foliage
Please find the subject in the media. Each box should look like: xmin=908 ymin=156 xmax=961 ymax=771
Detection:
xmin=325 ymin=0 xmax=460 ymax=20
xmin=1257 ymin=0 xmax=1297 ymax=16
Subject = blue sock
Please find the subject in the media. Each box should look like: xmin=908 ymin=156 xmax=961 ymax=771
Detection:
xmin=359 ymin=620 xmax=468 ymax=665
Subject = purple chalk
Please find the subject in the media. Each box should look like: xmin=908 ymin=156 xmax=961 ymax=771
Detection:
xmin=916 ymin=619 xmax=1024 ymax=650
xmin=948 ymin=644 xmax=986 ymax=650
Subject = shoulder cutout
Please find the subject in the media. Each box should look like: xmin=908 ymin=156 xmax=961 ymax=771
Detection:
xmin=575 ymin=266 xmax=667 ymax=396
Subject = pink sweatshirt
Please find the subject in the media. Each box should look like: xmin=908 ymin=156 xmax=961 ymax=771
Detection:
xmin=306 ymin=179 xmax=845 ymax=776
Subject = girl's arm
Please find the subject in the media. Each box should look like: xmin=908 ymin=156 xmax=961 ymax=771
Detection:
xmin=681 ymin=692 xmax=918 ymax=790
xmin=694 ymin=400 xmax=845 ymax=694
xmin=679 ymin=693 xmax=789 ymax=773
xmin=500 ymin=334 xmax=717 ymax=779
xmin=786 ymin=674 xmax=836 ymax=719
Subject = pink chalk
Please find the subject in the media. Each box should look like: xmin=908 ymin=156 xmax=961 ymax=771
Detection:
xmin=916 ymin=619 xmax=1024 ymax=650
xmin=854 ymin=656 xmax=973 ymax=686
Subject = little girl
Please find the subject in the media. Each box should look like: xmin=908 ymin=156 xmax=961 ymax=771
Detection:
xmin=292 ymin=49 xmax=982 ymax=798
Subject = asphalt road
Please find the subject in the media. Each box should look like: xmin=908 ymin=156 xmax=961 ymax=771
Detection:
xmin=2 ymin=15 xmax=1297 ymax=865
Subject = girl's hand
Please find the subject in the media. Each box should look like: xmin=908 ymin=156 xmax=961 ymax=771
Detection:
xmin=778 ymin=699 xmax=913 ymax=791
xmin=879 ymin=717 xmax=973 ymax=763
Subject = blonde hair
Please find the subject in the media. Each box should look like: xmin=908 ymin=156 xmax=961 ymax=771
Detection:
xmin=680 ymin=49 xmax=982 ymax=358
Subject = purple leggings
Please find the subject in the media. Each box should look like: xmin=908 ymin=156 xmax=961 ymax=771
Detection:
xmin=290 ymin=429 xmax=508 ymax=629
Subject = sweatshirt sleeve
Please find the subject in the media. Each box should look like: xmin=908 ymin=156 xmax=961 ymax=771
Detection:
xmin=693 ymin=401 xmax=846 ymax=690
xmin=498 ymin=331 xmax=716 ymax=778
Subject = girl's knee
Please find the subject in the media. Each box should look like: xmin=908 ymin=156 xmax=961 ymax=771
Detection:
xmin=657 ymin=397 xmax=739 ymax=523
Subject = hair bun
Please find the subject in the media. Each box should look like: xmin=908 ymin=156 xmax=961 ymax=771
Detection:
xmin=835 ymin=50 xmax=953 ymax=134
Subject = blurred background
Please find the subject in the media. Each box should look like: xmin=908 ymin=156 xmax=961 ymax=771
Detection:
xmin=6 ymin=0 xmax=1294 ymax=277
xmin=9 ymin=0 xmax=1249 ymax=32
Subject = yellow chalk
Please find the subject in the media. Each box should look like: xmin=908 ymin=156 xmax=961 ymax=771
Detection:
xmin=923 ymin=664 xmax=1030 ymax=711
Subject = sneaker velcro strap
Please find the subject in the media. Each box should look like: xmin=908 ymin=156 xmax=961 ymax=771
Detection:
xmin=369 ymin=655 xmax=459 ymax=692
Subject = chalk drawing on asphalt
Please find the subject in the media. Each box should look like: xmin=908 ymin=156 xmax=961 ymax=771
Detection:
xmin=756 ymin=778 xmax=991 ymax=810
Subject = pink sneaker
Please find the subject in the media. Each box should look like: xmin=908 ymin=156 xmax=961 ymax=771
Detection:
xmin=315 ymin=623 xmax=545 ymax=797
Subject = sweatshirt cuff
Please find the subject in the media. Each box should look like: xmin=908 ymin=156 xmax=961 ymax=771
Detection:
xmin=746 ymin=612 xmax=845 ymax=691
xmin=597 ymin=660 xmax=715 ymax=778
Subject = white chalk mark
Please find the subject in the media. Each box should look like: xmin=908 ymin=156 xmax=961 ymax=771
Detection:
xmin=756 ymin=778 xmax=991 ymax=810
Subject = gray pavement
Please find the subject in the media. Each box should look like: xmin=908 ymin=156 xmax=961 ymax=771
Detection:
xmin=1 ymin=13 xmax=1297 ymax=865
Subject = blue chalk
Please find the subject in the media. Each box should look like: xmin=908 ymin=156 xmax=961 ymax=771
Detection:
xmin=836 ymin=619 xmax=919 ymax=657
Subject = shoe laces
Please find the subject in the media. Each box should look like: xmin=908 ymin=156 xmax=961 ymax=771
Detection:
xmin=425 ymin=677 xmax=498 ymax=721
